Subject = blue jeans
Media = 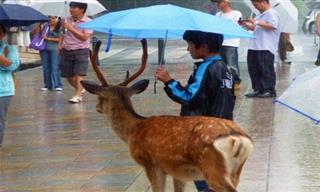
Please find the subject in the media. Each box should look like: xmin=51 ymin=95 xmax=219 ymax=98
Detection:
xmin=220 ymin=46 xmax=241 ymax=84
xmin=40 ymin=49 xmax=63 ymax=89
xmin=0 ymin=96 xmax=12 ymax=144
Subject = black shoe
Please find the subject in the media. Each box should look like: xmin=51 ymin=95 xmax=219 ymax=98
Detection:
xmin=257 ymin=91 xmax=276 ymax=98
xmin=245 ymin=91 xmax=260 ymax=98
xmin=315 ymin=60 xmax=320 ymax=66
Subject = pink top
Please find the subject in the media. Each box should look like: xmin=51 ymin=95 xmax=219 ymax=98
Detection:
xmin=62 ymin=16 xmax=93 ymax=50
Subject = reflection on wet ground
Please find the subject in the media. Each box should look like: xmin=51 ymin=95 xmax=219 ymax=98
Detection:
xmin=1 ymin=35 xmax=320 ymax=191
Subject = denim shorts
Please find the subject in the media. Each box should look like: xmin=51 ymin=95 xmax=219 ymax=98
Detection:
xmin=60 ymin=48 xmax=89 ymax=78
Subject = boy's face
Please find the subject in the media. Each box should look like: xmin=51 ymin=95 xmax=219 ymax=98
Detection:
xmin=187 ymin=41 xmax=205 ymax=59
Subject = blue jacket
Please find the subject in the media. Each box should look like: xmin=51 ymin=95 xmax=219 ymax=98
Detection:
xmin=164 ymin=55 xmax=235 ymax=120
xmin=0 ymin=42 xmax=20 ymax=97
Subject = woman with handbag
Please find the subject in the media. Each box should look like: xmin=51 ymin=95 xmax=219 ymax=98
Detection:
xmin=0 ymin=24 xmax=20 ymax=146
xmin=31 ymin=16 xmax=63 ymax=91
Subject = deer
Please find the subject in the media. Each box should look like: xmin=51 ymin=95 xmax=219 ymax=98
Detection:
xmin=81 ymin=39 xmax=254 ymax=192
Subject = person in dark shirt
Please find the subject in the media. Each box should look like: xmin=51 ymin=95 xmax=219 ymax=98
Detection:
xmin=155 ymin=30 xmax=235 ymax=192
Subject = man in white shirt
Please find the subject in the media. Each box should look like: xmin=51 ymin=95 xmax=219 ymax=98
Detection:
xmin=239 ymin=0 xmax=280 ymax=98
xmin=212 ymin=0 xmax=242 ymax=90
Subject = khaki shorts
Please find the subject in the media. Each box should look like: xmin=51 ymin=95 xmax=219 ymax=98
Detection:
xmin=60 ymin=48 xmax=90 ymax=78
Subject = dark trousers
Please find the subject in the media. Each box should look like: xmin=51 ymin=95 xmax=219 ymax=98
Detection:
xmin=247 ymin=50 xmax=276 ymax=94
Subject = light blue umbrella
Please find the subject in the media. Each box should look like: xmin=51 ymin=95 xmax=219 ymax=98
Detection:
xmin=80 ymin=4 xmax=253 ymax=40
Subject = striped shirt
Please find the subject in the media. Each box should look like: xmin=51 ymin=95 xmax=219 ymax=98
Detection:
xmin=62 ymin=16 xmax=93 ymax=50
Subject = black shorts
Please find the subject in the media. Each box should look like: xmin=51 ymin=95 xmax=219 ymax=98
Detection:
xmin=60 ymin=48 xmax=90 ymax=78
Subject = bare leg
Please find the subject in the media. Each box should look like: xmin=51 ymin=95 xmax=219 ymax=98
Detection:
xmin=67 ymin=75 xmax=85 ymax=96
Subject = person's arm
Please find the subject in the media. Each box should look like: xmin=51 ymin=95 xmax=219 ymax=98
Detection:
xmin=249 ymin=18 xmax=276 ymax=30
xmin=31 ymin=23 xmax=42 ymax=37
xmin=316 ymin=13 xmax=320 ymax=36
xmin=0 ymin=45 xmax=20 ymax=70
xmin=241 ymin=16 xmax=277 ymax=31
xmin=155 ymin=66 xmax=203 ymax=105
xmin=44 ymin=35 xmax=61 ymax=43
xmin=63 ymin=21 xmax=90 ymax=41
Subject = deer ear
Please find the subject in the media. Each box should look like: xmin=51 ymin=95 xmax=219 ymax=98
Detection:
xmin=129 ymin=79 xmax=149 ymax=94
xmin=80 ymin=80 xmax=104 ymax=95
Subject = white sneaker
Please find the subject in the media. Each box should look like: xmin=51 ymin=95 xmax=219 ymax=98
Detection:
xmin=55 ymin=87 xmax=63 ymax=91
xmin=81 ymin=89 xmax=86 ymax=95
xmin=40 ymin=88 xmax=48 ymax=91
xmin=68 ymin=96 xmax=83 ymax=103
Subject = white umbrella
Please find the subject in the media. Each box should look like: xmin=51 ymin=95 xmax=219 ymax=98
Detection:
xmin=274 ymin=67 xmax=320 ymax=124
xmin=243 ymin=0 xmax=298 ymax=33
xmin=3 ymin=0 xmax=28 ymax=6
xmin=29 ymin=0 xmax=106 ymax=17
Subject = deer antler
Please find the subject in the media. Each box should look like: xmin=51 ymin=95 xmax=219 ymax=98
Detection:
xmin=120 ymin=39 xmax=148 ymax=86
xmin=89 ymin=40 xmax=108 ymax=87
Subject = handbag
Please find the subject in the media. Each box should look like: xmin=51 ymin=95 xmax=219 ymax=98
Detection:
xmin=29 ymin=24 xmax=49 ymax=51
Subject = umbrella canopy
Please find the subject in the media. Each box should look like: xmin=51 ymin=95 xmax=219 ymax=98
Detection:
xmin=3 ymin=0 xmax=28 ymax=6
xmin=274 ymin=67 xmax=320 ymax=124
xmin=80 ymin=4 xmax=253 ymax=39
xmin=243 ymin=0 xmax=298 ymax=33
xmin=0 ymin=4 xmax=48 ymax=27
xmin=29 ymin=0 xmax=107 ymax=17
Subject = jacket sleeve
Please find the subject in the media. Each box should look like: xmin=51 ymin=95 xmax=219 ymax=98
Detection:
xmin=163 ymin=69 xmax=207 ymax=106
xmin=0 ymin=45 xmax=20 ymax=72
xmin=163 ymin=79 xmax=192 ymax=105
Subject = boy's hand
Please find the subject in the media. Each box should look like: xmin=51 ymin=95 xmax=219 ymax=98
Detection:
xmin=155 ymin=66 xmax=172 ymax=83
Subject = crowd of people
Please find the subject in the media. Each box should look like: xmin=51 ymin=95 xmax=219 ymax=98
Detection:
xmin=0 ymin=1 xmax=92 ymax=147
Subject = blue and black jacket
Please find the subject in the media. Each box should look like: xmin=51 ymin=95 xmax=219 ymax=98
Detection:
xmin=164 ymin=55 xmax=235 ymax=120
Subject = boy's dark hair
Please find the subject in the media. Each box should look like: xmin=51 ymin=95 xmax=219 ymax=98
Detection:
xmin=69 ymin=2 xmax=88 ymax=13
xmin=183 ymin=30 xmax=223 ymax=53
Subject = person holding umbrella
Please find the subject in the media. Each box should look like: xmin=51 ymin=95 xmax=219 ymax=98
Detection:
xmin=0 ymin=24 xmax=20 ymax=146
xmin=155 ymin=30 xmax=235 ymax=192
xmin=59 ymin=1 xmax=92 ymax=103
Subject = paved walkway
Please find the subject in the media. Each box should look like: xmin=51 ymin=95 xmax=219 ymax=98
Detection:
xmin=1 ymin=34 xmax=320 ymax=192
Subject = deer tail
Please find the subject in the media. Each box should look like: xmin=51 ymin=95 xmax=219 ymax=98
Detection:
xmin=213 ymin=135 xmax=254 ymax=186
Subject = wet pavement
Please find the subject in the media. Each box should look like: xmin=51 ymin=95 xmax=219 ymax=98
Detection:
xmin=1 ymin=33 xmax=320 ymax=192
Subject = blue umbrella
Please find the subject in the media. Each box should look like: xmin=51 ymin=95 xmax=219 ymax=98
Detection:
xmin=80 ymin=4 xmax=253 ymax=39
xmin=0 ymin=4 xmax=48 ymax=27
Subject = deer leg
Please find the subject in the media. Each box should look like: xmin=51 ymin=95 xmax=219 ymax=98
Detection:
xmin=144 ymin=165 xmax=166 ymax=192
xmin=173 ymin=178 xmax=185 ymax=192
